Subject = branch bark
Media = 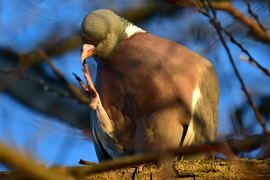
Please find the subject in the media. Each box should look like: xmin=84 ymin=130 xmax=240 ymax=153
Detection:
xmin=1 ymin=158 xmax=270 ymax=179
xmin=1 ymin=133 xmax=270 ymax=179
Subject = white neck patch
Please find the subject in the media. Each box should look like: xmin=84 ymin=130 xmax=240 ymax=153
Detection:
xmin=125 ymin=24 xmax=146 ymax=38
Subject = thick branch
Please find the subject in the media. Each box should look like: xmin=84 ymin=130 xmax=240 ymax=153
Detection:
xmin=76 ymin=133 xmax=270 ymax=177
xmin=1 ymin=134 xmax=270 ymax=179
xmin=0 ymin=142 xmax=66 ymax=180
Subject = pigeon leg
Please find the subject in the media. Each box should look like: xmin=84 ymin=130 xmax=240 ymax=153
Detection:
xmin=136 ymin=163 xmax=146 ymax=173
xmin=132 ymin=163 xmax=146 ymax=179
xmin=82 ymin=61 xmax=100 ymax=110
xmin=82 ymin=61 xmax=114 ymax=139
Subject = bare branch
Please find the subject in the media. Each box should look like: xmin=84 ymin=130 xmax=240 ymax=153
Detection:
xmin=244 ymin=0 xmax=269 ymax=43
xmin=226 ymin=30 xmax=270 ymax=77
xmin=40 ymin=51 xmax=90 ymax=104
xmin=0 ymin=68 xmax=90 ymax=105
xmin=167 ymin=0 xmax=270 ymax=42
xmin=198 ymin=0 xmax=269 ymax=134
xmin=0 ymin=51 xmax=42 ymax=92
xmin=202 ymin=1 xmax=270 ymax=77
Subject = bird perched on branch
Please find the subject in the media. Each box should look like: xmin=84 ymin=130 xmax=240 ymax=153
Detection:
xmin=79 ymin=9 xmax=219 ymax=162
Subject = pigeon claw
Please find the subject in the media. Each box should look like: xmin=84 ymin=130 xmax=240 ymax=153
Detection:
xmin=82 ymin=61 xmax=100 ymax=110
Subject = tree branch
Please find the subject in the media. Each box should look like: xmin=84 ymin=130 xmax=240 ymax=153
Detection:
xmin=1 ymin=133 xmax=270 ymax=179
xmin=0 ymin=142 xmax=66 ymax=180
xmin=76 ymin=133 xmax=270 ymax=177
xmin=198 ymin=0 xmax=269 ymax=134
xmin=244 ymin=0 xmax=269 ymax=43
xmin=166 ymin=0 xmax=270 ymax=42
xmin=41 ymin=51 xmax=90 ymax=105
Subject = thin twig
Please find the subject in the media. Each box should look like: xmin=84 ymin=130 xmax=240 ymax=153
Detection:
xmin=202 ymin=1 xmax=270 ymax=77
xmin=167 ymin=0 xmax=270 ymax=42
xmin=0 ymin=52 xmax=37 ymax=92
xmin=39 ymin=51 xmax=90 ymax=104
xmin=0 ymin=68 xmax=90 ymax=104
xmin=223 ymin=28 xmax=270 ymax=77
xmin=205 ymin=0 xmax=270 ymax=76
xmin=79 ymin=159 xmax=96 ymax=166
xmin=40 ymin=51 xmax=67 ymax=83
xmin=244 ymin=0 xmax=269 ymax=43
xmin=203 ymin=0 xmax=270 ymax=42
xmin=199 ymin=0 xmax=269 ymax=134
xmin=25 ymin=75 xmax=89 ymax=103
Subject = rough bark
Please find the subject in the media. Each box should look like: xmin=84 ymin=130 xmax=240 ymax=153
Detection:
xmin=1 ymin=158 xmax=270 ymax=179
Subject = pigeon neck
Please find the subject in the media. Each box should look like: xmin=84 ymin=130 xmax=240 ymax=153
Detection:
xmin=125 ymin=23 xmax=146 ymax=38
xmin=118 ymin=17 xmax=145 ymax=42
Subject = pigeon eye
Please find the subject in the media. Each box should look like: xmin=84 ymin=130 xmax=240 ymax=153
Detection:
xmin=104 ymin=33 xmax=110 ymax=41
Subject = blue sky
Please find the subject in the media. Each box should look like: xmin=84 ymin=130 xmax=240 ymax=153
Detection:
xmin=0 ymin=0 xmax=270 ymax=171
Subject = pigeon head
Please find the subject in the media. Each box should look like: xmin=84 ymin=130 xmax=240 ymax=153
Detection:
xmin=80 ymin=9 xmax=128 ymax=62
xmin=80 ymin=9 xmax=145 ymax=63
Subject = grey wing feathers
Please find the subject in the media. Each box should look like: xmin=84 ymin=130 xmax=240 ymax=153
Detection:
xmin=91 ymin=110 xmax=125 ymax=162
xmin=182 ymin=60 xmax=219 ymax=160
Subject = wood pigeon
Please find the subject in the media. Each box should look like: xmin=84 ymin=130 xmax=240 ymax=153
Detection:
xmin=80 ymin=9 xmax=219 ymax=162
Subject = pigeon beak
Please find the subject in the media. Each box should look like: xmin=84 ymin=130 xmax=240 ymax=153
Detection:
xmin=81 ymin=44 xmax=95 ymax=62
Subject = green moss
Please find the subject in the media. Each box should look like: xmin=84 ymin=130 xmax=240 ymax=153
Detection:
xmin=176 ymin=162 xmax=184 ymax=170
